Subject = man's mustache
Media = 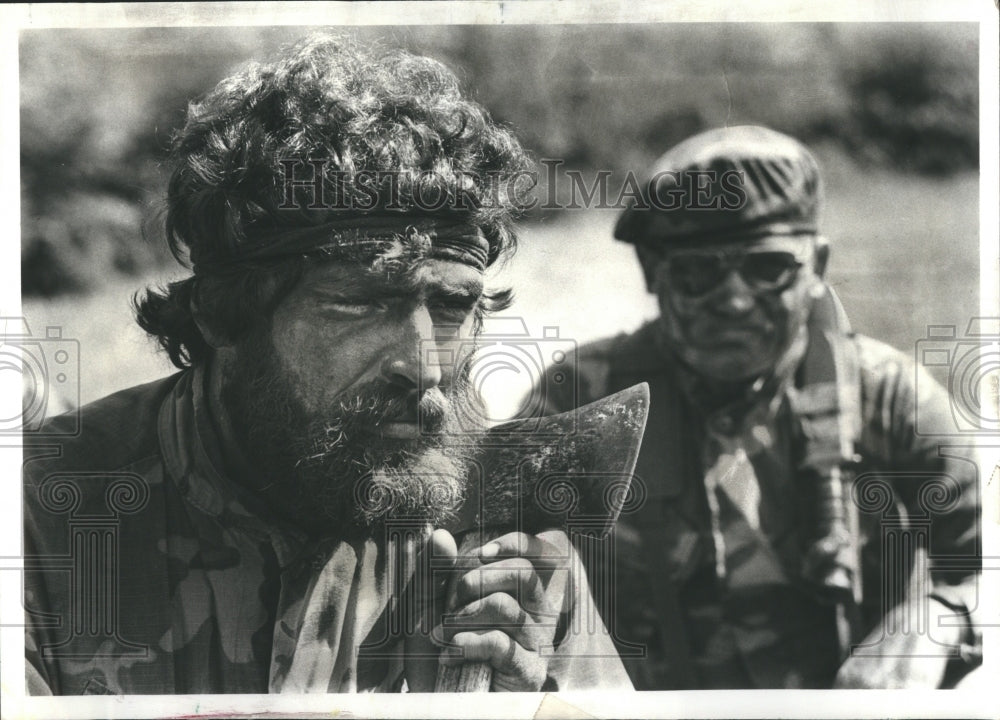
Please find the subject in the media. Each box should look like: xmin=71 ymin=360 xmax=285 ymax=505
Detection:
xmin=293 ymin=373 xmax=482 ymax=470
xmin=333 ymin=381 xmax=452 ymax=432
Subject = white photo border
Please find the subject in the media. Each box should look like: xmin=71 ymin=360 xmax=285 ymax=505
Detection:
xmin=1 ymin=2 xmax=997 ymax=718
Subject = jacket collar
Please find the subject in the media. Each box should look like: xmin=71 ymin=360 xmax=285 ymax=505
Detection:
xmin=158 ymin=364 xmax=309 ymax=567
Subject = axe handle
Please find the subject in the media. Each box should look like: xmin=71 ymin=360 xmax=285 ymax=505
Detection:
xmin=435 ymin=658 xmax=492 ymax=692
xmin=434 ymin=533 xmax=494 ymax=691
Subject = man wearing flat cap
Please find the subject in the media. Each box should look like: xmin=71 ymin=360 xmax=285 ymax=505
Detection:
xmin=23 ymin=36 xmax=631 ymax=695
xmin=539 ymin=126 xmax=983 ymax=689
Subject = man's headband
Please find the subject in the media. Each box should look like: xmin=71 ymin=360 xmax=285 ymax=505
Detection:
xmin=191 ymin=214 xmax=490 ymax=275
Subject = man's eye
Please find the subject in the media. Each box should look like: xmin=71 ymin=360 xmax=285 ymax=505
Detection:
xmin=323 ymin=300 xmax=384 ymax=317
xmin=429 ymin=301 xmax=475 ymax=322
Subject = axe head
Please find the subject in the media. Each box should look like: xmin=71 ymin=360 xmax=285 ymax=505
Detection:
xmin=447 ymin=383 xmax=650 ymax=538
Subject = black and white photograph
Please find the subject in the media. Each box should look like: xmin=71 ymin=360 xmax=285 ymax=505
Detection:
xmin=1 ymin=2 xmax=997 ymax=718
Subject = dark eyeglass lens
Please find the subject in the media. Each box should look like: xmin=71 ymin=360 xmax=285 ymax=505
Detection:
xmin=741 ymin=252 xmax=800 ymax=288
xmin=669 ymin=255 xmax=727 ymax=296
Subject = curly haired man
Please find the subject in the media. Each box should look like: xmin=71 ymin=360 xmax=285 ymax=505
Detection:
xmin=23 ymin=36 xmax=631 ymax=695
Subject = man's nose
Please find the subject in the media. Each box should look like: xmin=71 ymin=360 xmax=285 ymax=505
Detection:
xmin=711 ymin=269 xmax=756 ymax=316
xmin=379 ymin=304 xmax=443 ymax=391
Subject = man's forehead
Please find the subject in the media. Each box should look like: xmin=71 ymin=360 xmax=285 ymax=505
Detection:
xmin=299 ymin=258 xmax=485 ymax=294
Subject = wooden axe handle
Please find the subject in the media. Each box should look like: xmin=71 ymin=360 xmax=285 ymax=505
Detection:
xmin=435 ymin=659 xmax=492 ymax=692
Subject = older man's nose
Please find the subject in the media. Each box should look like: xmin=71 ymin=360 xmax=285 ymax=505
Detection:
xmin=712 ymin=270 xmax=757 ymax=316
xmin=380 ymin=304 xmax=443 ymax=391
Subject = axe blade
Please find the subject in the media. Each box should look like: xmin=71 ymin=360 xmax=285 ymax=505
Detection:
xmin=448 ymin=382 xmax=650 ymax=538
xmin=435 ymin=383 xmax=650 ymax=692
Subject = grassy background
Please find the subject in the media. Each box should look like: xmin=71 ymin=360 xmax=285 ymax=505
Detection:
xmin=22 ymin=143 xmax=979 ymax=413
xmin=17 ymin=24 xmax=981 ymax=417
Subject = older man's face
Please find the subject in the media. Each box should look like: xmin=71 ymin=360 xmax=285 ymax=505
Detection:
xmin=651 ymin=235 xmax=822 ymax=382
xmin=224 ymin=257 xmax=486 ymax=537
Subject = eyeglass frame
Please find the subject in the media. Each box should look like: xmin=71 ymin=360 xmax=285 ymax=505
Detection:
xmin=652 ymin=237 xmax=819 ymax=299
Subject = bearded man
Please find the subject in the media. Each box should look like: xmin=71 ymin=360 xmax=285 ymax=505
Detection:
xmin=23 ymin=36 xmax=630 ymax=695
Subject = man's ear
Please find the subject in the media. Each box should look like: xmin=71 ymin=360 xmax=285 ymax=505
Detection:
xmin=812 ymin=235 xmax=830 ymax=279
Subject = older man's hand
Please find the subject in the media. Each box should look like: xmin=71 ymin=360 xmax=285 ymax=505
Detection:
xmin=438 ymin=529 xmax=572 ymax=691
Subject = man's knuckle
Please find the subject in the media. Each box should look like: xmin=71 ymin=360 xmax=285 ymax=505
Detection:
xmin=495 ymin=531 xmax=527 ymax=553
xmin=484 ymin=591 xmax=512 ymax=616
xmin=455 ymin=570 xmax=481 ymax=599
xmin=538 ymin=529 xmax=569 ymax=551
xmin=485 ymin=630 xmax=509 ymax=658
xmin=505 ymin=556 xmax=532 ymax=573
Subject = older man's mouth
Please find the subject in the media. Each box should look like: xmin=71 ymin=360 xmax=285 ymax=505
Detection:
xmin=695 ymin=323 xmax=771 ymax=345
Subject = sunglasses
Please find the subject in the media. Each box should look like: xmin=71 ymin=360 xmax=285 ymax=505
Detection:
xmin=663 ymin=249 xmax=805 ymax=298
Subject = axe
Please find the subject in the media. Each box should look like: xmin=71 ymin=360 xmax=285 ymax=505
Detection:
xmin=434 ymin=382 xmax=650 ymax=692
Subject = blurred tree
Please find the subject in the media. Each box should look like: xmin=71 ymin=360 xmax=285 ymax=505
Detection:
xmin=19 ymin=24 xmax=979 ymax=297
xmin=816 ymin=24 xmax=978 ymax=175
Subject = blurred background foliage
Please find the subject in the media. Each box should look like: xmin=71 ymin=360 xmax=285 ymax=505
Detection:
xmin=21 ymin=23 xmax=978 ymax=298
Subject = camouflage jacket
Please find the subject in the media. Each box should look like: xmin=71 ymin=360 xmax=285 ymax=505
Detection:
xmin=23 ymin=366 xmax=631 ymax=694
xmin=542 ymin=320 xmax=981 ymax=690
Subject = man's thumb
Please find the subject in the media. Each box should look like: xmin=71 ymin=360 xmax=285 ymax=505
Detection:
xmin=419 ymin=528 xmax=458 ymax=624
xmin=429 ymin=528 xmax=458 ymax=566
xmin=404 ymin=528 xmax=458 ymax=692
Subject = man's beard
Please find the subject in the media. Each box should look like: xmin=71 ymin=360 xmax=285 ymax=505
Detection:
xmin=222 ymin=327 xmax=485 ymax=539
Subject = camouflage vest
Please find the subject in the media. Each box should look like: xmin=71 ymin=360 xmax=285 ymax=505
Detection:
xmin=585 ymin=286 xmax=864 ymax=689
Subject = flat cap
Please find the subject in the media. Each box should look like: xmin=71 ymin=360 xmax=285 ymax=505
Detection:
xmin=614 ymin=125 xmax=821 ymax=246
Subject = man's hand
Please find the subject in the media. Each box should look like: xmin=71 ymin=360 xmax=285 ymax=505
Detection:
xmin=833 ymin=597 xmax=965 ymax=689
xmin=438 ymin=530 xmax=572 ymax=692
xmin=403 ymin=528 xmax=459 ymax=692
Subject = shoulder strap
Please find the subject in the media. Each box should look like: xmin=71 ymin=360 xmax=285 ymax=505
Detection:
xmin=787 ymin=284 xmax=864 ymax=655
xmin=791 ymin=284 xmax=862 ymax=471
